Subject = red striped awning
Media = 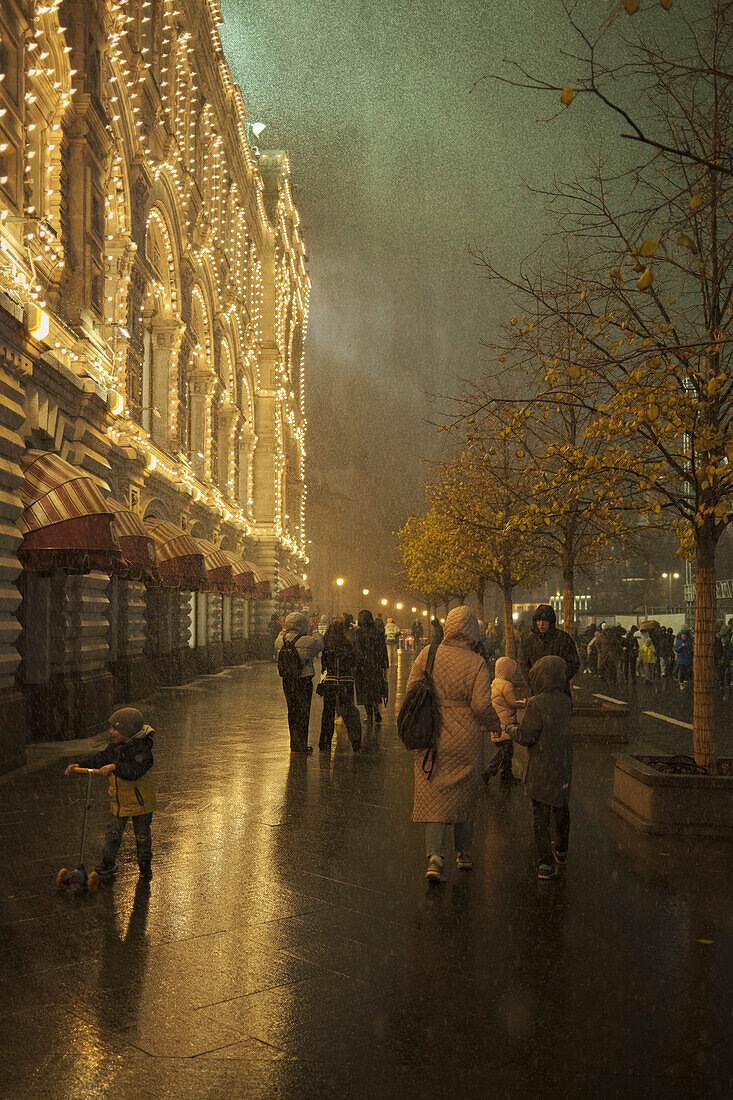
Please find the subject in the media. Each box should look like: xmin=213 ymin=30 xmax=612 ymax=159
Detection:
xmin=278 ymin=567 xmax=307 ymax=603
xmin=220 ymin=551 xmax=256 ymax=595
xmin=107 ymin=498 xmax=159 ymax=583
xmin=16 ymin=450 xmax=121 ymax=574
xmin=195 ymin=539 xmax=235 ymax=594
xmin=243 ymin=560 xmax=271 ymax=600
xmin=145 ymin=519 xmax=207 ymax=590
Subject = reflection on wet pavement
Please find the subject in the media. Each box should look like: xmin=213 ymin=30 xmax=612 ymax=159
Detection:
xmin=0 ymin=651 xmax=731 ymax=1097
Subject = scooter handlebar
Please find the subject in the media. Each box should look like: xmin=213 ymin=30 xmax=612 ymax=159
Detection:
xmin=69 ymin=766 xmax=106 ymax=775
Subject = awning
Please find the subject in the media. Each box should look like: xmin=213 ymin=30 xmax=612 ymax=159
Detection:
xmin=278 ymin=567 xmax=307 ymax=603
xmin=145 ymin=519 xmax=207 ymax=590
xmin=243 ymin=560 xmax=271 ymax=600
xmin=220 ymin=551 xmax=256 ymax=595
xmin=195 ymin=539 xmax=235 ymax=594
xmin=16 ymin=450 xmax=121 ymax=574
xmin=107 ymin=499 xmax=159 ymax=583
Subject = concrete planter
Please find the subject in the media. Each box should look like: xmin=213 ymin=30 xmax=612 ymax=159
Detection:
xmin=608 ymin=754 xmax=733 ymax=839
xmin=573 ymin=702 xmax=629 ymax=745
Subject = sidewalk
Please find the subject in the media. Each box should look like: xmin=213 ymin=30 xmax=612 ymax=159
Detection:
xmin=0 ymin=651 xmax=731 ymax=1098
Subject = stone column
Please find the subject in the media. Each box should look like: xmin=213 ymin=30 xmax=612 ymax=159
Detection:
xmin=63 ymin=572 xmax=114 ymax=736
xmin=0 ymin=358 xmax=27 ymax=770
xmin=189 ymin=368 xmax=215 ymax=481
xmin=237 ymin=426 xmax=255 ymax=514
xmin=150 ymin=313 xmax=184 ymax=451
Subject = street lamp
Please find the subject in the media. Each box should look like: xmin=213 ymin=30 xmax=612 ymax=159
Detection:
xmin=381 ymin=598 xmax=388 ymax=606
xmin=411 ymin=607 xmax=417 ymax=613
xmin=661 ymin=571 xmax=680 ymax=608
xmin=396 ymin=602 xmax=403 ymax=611
xmin=332 ymin=577 xmax=345 ymax=617
xmin=422 ymin=610 xmax=428 ymax=617
xmin=362 ymin=588 xmax=369 ymax=596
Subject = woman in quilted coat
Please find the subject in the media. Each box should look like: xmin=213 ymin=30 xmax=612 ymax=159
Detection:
xmin=407 ymin=605 xmax=501 ymax=883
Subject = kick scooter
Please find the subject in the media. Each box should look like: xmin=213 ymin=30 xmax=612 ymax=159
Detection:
xmin=56 ymin=766 xmax=111 ymax=893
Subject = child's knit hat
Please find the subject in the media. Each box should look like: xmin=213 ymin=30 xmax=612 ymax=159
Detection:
xmin=109 ymin=707 xmax=144 ymax=739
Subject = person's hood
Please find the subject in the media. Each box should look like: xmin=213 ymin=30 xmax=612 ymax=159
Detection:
xmin=528 ymin=655 xmax=567 ymax=693
xmin=494 ymin=656 xmax=517 ymax=681
xmin=531 ymin=604 xmax=557 ymax=635
xmin=285 ymin=612 xmax=309 ymax=634
xmin=443 ymin=605 xmax=480 ymax=647
xmin=678 ymin=630 xmax=690 ymax=640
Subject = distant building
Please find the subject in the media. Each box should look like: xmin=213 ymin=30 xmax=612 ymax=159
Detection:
xmin=0 ymin=0 xmax=310 ymax=767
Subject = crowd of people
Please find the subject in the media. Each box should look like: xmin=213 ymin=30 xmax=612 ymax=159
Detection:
xmin=577 ymin=619 xmax=733 ymax=690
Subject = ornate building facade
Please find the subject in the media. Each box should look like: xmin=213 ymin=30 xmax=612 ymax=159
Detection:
xmin=0 ymin=0 xmax=310 ymax=769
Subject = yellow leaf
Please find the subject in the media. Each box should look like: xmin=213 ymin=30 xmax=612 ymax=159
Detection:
xmin=510 ymin=316 xmax=517 ymax=326
xmin=689 ymin=194 xmax=703 ymax=211
xmin=622 ymin=0 xmax=640 ymax=11
xmin=639 ymin=238 xmax=659 ymax=257
xmin=568 ymin=365 xmax=581 ymax=380
xmin=560 ymin=85 xmax=574 ymax=105
xmin=660 ymin=0 xmax=672 ymax=7
xmin=637 ymin=268 xmax=654 ymax=291
xmin=647 ymin=404 xmax=660 ymax=422
xmin=677 ymin=233 xmax=695 ymax=251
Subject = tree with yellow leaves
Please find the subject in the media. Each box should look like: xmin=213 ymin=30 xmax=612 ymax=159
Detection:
xmin=476 ymin=1 xmax=732 ymax=769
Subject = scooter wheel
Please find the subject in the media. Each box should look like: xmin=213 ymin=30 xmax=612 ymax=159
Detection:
xmin=56 ymin=868 xmax=68 ymax=889
xmin=87 ymin=871 xmax=100 ymax=893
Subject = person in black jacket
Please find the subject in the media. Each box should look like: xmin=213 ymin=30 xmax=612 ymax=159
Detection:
xmin=319 ymin=619 xmax=362 ymax=751
xmin=354 ymin=609 xmax=389 ymax=723
xmin=521 ymin=604 xmax=580 ymax=697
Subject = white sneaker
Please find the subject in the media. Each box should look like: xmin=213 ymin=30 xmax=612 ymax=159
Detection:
xmin=425 ymin=855 xmax=446 ymax=883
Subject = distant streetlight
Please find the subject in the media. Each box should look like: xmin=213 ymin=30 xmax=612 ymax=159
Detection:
xmin=661 ymin=571 xmax=680 ymax=607
xmin=336 ymin=577 xmax=344 ymax=587
xmin=422 ymin=610 xmax=428 ymax=617
xmin=381 ymin=598 xmax=388 ymax=606
xmin=411 ymin=607 xmax=417 ymax=613
xmin=362 ymin=588 xmax=369 ymax=596
xmin=396 ymin=602 xmax=403 ymax=610
xmin=332 ymin=576 xmax=345 ymax=617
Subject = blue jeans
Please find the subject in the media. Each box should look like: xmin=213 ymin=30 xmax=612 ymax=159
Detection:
xmin=425 ymin=822 xmax=474 ymax=858
xmin=101 ymin=812 xmax=153 ymax=868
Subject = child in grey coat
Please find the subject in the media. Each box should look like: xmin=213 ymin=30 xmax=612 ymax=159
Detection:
xmin=506 ymin=655 xmax=573 ymax=880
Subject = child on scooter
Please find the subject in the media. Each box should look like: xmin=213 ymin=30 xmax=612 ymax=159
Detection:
xmin=65 ymin=707 xmax=155 ymax=881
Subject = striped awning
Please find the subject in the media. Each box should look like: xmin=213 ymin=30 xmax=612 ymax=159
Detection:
xmin=16 ymin=450 xmax=121 ymax=574
xmin=220 ymin=551 xmax=256 ymax=595
xmin=195 ymin=539 xmax=235 ymax=594
xmin=107 ymin=498 xmax=159 ymax=583
xmin=243 ymin=560 xmax=271 ymax=600
xmin=145 ymin=520 xmax=207 ymax=590
xmin=278 ymin=567 xmax=307 ymax=603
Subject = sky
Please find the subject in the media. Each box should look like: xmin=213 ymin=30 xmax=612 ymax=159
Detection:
xmin=218 ymin=0 xmax=684 ymax=609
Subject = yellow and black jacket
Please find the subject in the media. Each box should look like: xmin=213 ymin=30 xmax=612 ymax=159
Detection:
xmin=78 ymin=726 xmax=156 ymax=817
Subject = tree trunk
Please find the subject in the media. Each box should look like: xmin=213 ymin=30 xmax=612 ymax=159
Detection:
xmin=693 ymin=536 xmax=718 ymax=772
xmin=503 ymin=587 xmax=514 ymax=660
xmin=562 ymin=563 xmax=575 ymax=638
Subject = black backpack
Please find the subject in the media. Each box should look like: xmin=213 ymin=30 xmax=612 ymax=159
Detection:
xmin=397 ymin=642 xmax=440 ymax=778
xmin=277 ymin=634 xmax=303 ymax=683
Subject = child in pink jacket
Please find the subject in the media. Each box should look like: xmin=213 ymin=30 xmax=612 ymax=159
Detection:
xmin=483 ymin=656 xmax=525 ymax=783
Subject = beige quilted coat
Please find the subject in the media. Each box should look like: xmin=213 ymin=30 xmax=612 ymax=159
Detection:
xmin=409 ymin=606 xmax=501 ymax=822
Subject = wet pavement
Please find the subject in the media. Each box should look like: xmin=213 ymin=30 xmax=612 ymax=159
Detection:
xmin=1 ymin=650 xmax=732 ymax=1098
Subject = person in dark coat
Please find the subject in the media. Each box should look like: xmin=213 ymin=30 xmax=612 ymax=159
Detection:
xmin=580 ymin=622 xmax=597 ymax=673
xmin=622 ymin=628 xmax=639 ymax=681
xmin=431 ymin=618 xmax=444 ymax=644
xmin=521 ymin=604 xmax=580 ymax=696
xmin=506 ymin=655 xmax=573 ymax=880
xmin=674 ymin=628 xmax=694 ymax=689
xmin=595 ymin=627 xmax=622 ymax=686
xmin=275 ymin=612 xmax=324 ymax=752
xmin=354 ymin=609 xmax=389 ymax=723
xmin=657 ymin=628 xmax=674 ymax=678
xmin=319 ymin=619 xmax=361 ymax=751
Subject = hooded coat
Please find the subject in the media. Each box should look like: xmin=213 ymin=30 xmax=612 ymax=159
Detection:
xmin=275 ymin=612 xmax=324 ymax=678
xmin=408 ymin=606 xmax=501 ymax=823
xmin=77 ymin=724 xmax=156 ymax=817
xmin=353 ymin=611 xmax=389 ymax=705
xmin=490 ymin=656 xmax=524 ymax=743
xmin=508 ymin=655 xmax=573 ymax=807
xmin=674 ymin=630 xmax=693 ymax=666
xmin=521 ymin=604 xmax=580 ymax=695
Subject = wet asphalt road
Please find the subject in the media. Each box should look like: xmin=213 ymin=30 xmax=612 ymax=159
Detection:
xmin=0 ymin=650 xmax=731 ymax=1098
